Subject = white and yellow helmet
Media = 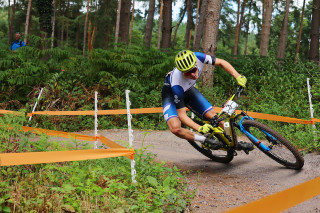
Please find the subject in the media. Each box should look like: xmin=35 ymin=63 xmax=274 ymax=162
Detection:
xmin=174 ymin=50 xmax=197 ymax=72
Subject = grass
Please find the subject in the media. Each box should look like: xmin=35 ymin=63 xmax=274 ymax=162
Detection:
xmin=0 ymin=113 xmax=195 ymax=212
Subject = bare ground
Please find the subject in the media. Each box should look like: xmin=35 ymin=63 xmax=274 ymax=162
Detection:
xmin=80 ymin=129 xmax=320 ymax=212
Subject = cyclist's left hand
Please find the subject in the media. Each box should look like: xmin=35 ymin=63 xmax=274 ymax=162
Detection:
xmin=198 ymin=124 xmax=214 ymax=134
xmin=236 ymin=75 xmax=247 ymax=87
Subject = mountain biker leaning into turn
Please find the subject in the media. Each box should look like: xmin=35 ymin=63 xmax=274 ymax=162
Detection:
xmin=162 ymin=50 xmax=254 ymax=150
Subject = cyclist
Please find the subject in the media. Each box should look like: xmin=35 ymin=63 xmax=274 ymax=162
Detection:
xmin=162 ymin=50 xmax=254 ymax=151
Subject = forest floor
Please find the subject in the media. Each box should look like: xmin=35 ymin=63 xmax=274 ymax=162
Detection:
xmin=79 ymin=129 xmax=320 ymax=213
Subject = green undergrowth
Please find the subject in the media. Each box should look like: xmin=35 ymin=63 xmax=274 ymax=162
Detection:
xmin=1 ymin=46 xmax=320 ymax=152
xmin=0 ymin=113 xmax=194 ymax=212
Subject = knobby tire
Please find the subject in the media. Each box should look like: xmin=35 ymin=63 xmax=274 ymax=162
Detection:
xmin=242 ymin=120 xmax=304 ymax=170
xmin=186 ymin=118 xmax=234 ymax=163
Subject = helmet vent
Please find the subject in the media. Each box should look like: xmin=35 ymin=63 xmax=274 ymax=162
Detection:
xmin=182 ymin=59 xmax=188 ymax=69
xmin=177 ymin=60 xmax=183 ymax=70
xmin=186 ymin=56 xmax=192 ymax=66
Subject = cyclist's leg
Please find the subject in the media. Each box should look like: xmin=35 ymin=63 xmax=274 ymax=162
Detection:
xmin=185 ymin=87 xmax=216 ymax=119
xmin=185 ymin=87 xmax=223 ymax=128
xmin=162 ymin=86 xmax=195 ymax=141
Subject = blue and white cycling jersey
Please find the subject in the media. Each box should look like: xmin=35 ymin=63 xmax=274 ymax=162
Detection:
xmin=162 ymin=52 xmax=216 ymax=122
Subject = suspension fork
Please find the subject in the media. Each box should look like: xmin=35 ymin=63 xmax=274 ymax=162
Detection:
xmin=238 ymin=116 xmax=271 ymax=152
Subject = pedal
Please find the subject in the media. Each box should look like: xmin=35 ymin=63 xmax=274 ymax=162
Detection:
xmin=233 ymin=150 xmax=238 ymax=156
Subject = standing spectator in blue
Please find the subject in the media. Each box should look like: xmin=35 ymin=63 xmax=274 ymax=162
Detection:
xmin=10 ymin=32 xmax=25 ymax=51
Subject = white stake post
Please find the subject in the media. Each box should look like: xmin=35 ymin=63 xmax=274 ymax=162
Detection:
xmin=28 ymin=88 xmax=44 ymax=123
xmin=125 ymin=90 xmax=137 ymax=183
xmin=94 ymin=91 xmax=98 ymax=149
xmin=307 ymin=78 xmax=317 ymax=140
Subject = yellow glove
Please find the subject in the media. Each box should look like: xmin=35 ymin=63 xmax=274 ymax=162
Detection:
xmin=236 ymin=75 xmax=247 ymax=87
xmin=198 ymin=124 xmax=214 ymax=134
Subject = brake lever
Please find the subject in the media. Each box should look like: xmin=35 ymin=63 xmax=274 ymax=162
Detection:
xmin=237 ymin=86 xmax=243 ymax=99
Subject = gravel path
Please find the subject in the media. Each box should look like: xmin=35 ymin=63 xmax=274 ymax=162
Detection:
xmin=81 ymin=129 xmax=320 ymax=212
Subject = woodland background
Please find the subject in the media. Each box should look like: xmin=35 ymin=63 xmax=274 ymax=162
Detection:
xmin=0 ymin=0 xmax=320 ymax=150
xmin=1 ymin=0 xmax=320 ymax=211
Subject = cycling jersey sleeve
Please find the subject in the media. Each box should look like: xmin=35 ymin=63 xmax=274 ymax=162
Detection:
xmin=171 ymin=85 xmax=185 ymax=109
xmin=195 ymin=52 xmax=216 ymax=65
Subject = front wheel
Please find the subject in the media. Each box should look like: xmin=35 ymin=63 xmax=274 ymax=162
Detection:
xmin=242 ymin=120 xmax=304 ymax=170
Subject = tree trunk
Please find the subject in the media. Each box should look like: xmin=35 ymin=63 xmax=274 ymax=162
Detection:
xmin=119 ymin=0 xmax=131 ymax=43
xmin=172 ymin=6 xmax=186 ymax=48
xmin=35 ymin=0 xmax=53 ymax=49
xmin=76 ymin=22 xmax=80 ymax=49
xmin=7 ymin=0 xmax=11 ymax=45
xmin=60 ymin=21 xmax=64 ymax=47
xmin=233 ymin=0 xmax=241 ymax=56
xmin=309 ymin=0 xmax=320 ymax=62
xmin=88 ymin=21 xmax=91 ymax=51
xmin=83 ymin=0 xmax=89 ymax=57
xmin=244 ymin=0 xmax=252 ymax=56
xmin=295 ymin=0 xmax=306 ymax=63
xmin=188 ymin=29 xmax=192 ymax=49
xmin=194 ymin=0 xmax=208 ymax=52
xmin=276 ymin=0 xmax=290 ymax=60
xmin=105 ymin=27 xmax=110 ymax=49
xmin=157 ymin=0 xmax=164 ymax=49
xmin=66 ymin=0 xmax=70 ymax=46
xmin=161 ymin=0 xmax=172 ymax=49
xmin=143 ymin=0 xmax=155 ymax=49
xmin=8 ymin=0 xmax=16 ymax=45
xmin=201 ymin=0 xmax=222 ymax=88
xmin=259 ymin=0 xmax=273 ymax=56
xmin=115 ymin=0 xmax=121 ymax=45
xmin=193 ymin=0 xmax=200 ymax=49
xmin=185 ymin=0 xmax=193 ymax=49
xmin=233 ymin=0 xmax=247 ymax=56
xmin=24 ymin=0 xmax=32 ymax=44
xmin=244 ymin=22 xmax=249 ymax=56
xmin=129 ymin=0 xmax=135 ymax=46
xmin=51 ymin=0 xmax=56 ymax=48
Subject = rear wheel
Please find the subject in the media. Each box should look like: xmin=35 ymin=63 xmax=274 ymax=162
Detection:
xmin=242 ymin=120 xmax=304 ymax=170
xmin=187 ymin=139 xmax=234 ymax=163
xmin=186 ymin=118 xmax=234 ymax=163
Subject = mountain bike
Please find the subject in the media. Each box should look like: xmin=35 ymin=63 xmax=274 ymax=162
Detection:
xmin=187 ymin=86 xmax=304 ymax=170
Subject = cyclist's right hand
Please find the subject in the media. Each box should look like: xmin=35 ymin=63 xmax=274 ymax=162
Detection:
xmin=198 ymin=124 xmax=214 ymax=134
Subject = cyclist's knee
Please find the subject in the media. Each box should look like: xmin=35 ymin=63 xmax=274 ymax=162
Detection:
xmin=167 ymin=121 xmax=183 ymax=136
xmin=169 ymin=125 xmax=183 ymax=136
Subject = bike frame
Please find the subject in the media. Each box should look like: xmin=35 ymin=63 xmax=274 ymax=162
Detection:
xmin=208 ymin=87 xmax=273 ymax=153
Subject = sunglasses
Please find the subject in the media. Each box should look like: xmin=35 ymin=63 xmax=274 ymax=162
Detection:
xmin=184 ymin=67 xmax=198 ymax=76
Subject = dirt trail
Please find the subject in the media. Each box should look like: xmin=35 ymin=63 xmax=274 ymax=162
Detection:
xmin=82 ymin=129 xmax=320 ymax=212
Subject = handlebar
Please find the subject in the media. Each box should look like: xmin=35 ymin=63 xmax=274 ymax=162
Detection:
xmin=210 ymin=86 xmax=244 ymax=126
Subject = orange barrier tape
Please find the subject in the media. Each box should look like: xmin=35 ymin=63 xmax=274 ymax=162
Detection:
xmin=21 ymin=126 xmax=97 ymax=141
xmin=213 ymin=107 xmax=315 ymax=125
xmin=236 ymin=110 xmax=315 ymax=125
xmin=1 ymin=126 xmax=133 ymax=165
xmin=224 ymin=176 xmax=320 ymax=213
xmin=19 ymin=126 xmax=126 ymax=149
xmin=0 ymin=110 xmax=23 ymax=115
xmin=25 ymin=107 xmax=164 ymax=116
xmin=312 ymin=118 xmax=320 ymax=123
xmin=99 ymin=135 xmax=126 ymax=149
xmin=2 ymin=107 xmax=320 ymax=124
xmin=0 ymin=148 xmax=135 ymax=166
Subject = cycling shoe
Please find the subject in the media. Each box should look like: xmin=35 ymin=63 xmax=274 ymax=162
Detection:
xmin=202 ymin=138 xmax=224 ymax=150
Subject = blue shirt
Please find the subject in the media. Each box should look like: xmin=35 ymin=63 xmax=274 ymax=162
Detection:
xmin=10 ymin=40 xmax=26 ymax=51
